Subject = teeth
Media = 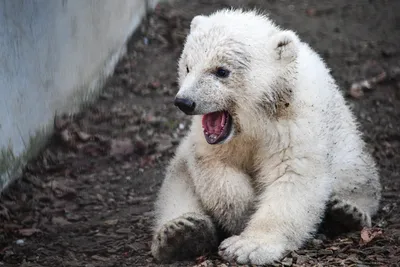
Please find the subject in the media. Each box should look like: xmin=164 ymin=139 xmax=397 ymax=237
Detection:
xmin=209 ymin=134 xmax=217 ymax=141
xmin=220 ymin=114 xmax=226 ymax=127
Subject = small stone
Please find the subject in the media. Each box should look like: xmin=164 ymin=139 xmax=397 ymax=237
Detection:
xmin=15 ymin=239 xmax=25 ymax=246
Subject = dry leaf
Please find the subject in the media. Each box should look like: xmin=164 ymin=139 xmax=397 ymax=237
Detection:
xmin=52 ymin=216 xmax=72 ymax=226
xmin=60 ymin=129 xmax=72 ymax=143
xmin=349 ymin=71 xmax=388 ymax=99
xmin=195 ymin=255 xmax=207 ymax=264
xmin=110 ymin=138 xmax=134 ymax=156
xmin=104 ymin=219 xmax=119 ymax=226
xmin=360 ymin=227 xmax=383 ymax=245
xmin=47 ymin=180 xmax=77 ymax=199
xmin=91 ymin=255 xmax=109 ymax=262
xmin=18 ymin=228 xmax=41 ymax=237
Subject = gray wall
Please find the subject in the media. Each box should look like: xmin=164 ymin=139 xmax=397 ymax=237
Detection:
xmin=0 ymin=0 xmax=158 ymax=191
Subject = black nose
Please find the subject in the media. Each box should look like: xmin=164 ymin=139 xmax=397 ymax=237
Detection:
xmin=174 ymin=98 xmax=196 ymax=114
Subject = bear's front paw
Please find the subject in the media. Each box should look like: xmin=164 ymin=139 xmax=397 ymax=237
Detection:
xmin=151 ymin=212 xmax=218 ymax=263
xmin=218 ymin=235 xmax=286 ymax=265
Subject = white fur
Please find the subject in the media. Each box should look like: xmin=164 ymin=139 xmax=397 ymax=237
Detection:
xmin=151 ymin=9 xmax=381 ymax=265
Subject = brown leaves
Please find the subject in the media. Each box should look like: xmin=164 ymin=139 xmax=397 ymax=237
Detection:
xmin=45 ymin=180 xmax=77 ymax=200
xmin=52 ymin=216 xmax=71 ymax=226
xmin=104 ymin=219 xmax=119 ymax=226
xmin=195 ymin=255 xmax=207 ymax=264
xmin=360 ymin=227 xmax=383 ymax=245
xmin=54 ymin=115 xmax=93 ymax=146
xmin=18 ymin=228 xmax=41 ymax=237
xmin=349 ymin=71 xmax=387 ymax=99
xmin=347 ymin=61 xmax=400 ymax=99
xmin=110 ymin=138 xmax=134 ymax=156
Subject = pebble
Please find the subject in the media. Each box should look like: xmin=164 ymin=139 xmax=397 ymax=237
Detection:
xmin=15 ymin=239 xmax=24 ymax=246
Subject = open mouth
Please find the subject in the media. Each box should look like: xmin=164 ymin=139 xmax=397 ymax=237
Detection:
xmin=202 ymin=111 xmax=233 ymax=145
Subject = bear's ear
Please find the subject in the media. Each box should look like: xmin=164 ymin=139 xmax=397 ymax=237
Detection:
xmin=190 ymin=15 xmax=207 ymax=32
xmin=270 ymin=30 xmax=299 ymax=62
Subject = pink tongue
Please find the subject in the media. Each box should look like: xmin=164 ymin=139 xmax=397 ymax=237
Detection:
xmin=202 ymin=112 xmax=225 ymax=134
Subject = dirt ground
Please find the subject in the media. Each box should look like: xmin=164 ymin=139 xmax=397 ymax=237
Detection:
xmin=1 ymin=0 xmax=400 ymax=266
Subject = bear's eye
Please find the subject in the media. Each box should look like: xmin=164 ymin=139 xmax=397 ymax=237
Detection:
xmin=186 ymin=66 xmax=190 ymax=73
xmin=215 ymin=67 xmax=230 ymax=78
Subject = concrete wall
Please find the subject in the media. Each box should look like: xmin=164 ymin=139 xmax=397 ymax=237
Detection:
xmin=0 ymin=0 xmax=159 ymax=192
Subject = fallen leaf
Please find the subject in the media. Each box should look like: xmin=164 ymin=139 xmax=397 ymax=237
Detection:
xmin=60 ymin=129 xmax=72 ymax=143
xmin=18 ymin=228 xmax=41 ymax=237
xmin=52 ymin=216 xmax=72 ymax=226
xmin=91 ymin=255 xmax=109 ymax=262
xmin=195 ymin=255 xmax=207 ymax=264
xmin=360 ymin=227 xmax=383 ymax=245
xmin=47 ymin=180 xmax=77 ymax=199
xmin=0 ymin=205 xmax=10 ymax=220
xmin=104 ymin=219 xmax=119 ymax=226
xmin=116 ymin=227 xmax=131 ymax=234
xmin=349 ymin=71 xmax=388 ymax=99
xmin=110 ymin=138 xmax=134 ymax=156
xmin=76 ymin=131 xmax=91 ymax=142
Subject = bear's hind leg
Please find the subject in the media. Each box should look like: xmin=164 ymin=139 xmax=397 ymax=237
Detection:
xmin=319 ymin=197 xmax=372 ymax=238
xmin=320 ymin=151 xmax=381 ymax=238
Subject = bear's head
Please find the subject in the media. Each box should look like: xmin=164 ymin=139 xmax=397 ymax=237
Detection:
xmin=175 ymin=9 xmax=300 ymax=145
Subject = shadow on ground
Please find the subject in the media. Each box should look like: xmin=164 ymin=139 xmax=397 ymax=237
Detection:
xmin=1 ymin=0 xmax=400 ymax=266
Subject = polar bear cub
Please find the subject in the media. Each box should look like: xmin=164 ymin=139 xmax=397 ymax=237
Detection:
xmin=150 ymin=9 xmax=381 ymax=265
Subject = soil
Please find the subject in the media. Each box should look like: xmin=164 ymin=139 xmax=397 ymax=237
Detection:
xmin=1 ymin=0 xmax=400 ymax=266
